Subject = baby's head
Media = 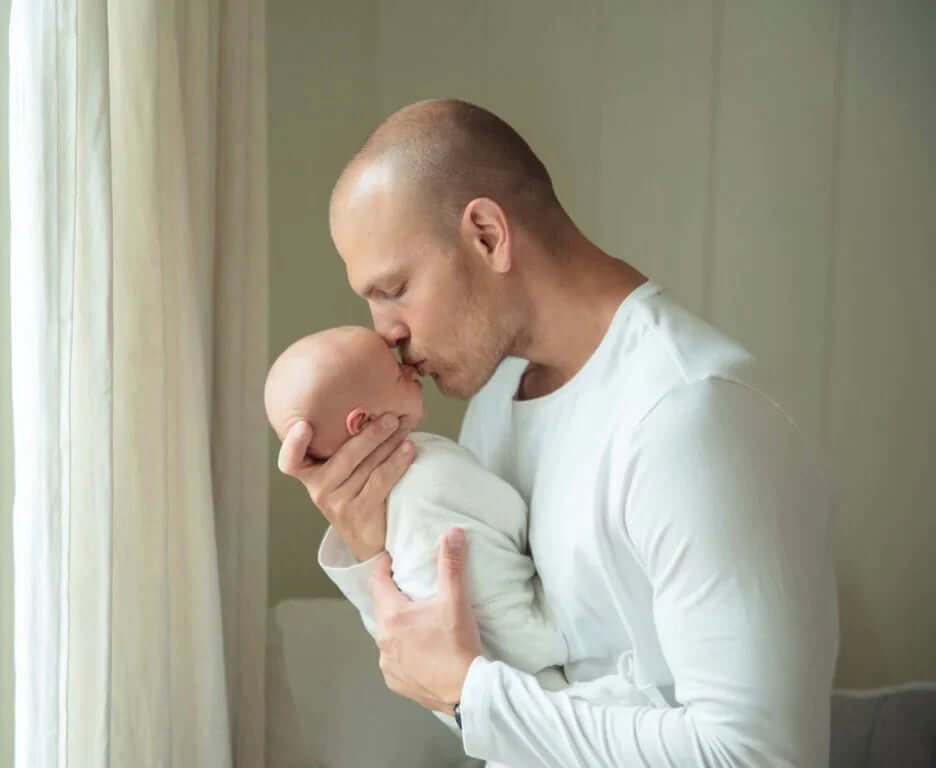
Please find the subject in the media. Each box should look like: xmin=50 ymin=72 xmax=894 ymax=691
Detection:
xmin=265 ymin=326 xmax=425 ymax=460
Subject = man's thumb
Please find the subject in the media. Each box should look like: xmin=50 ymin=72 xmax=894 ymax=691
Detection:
xmin=438 ymin=528 xmax=468 ymax=605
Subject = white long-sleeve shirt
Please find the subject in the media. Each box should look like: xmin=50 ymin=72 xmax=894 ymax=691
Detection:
xmin=322 ymin=281 xmax=840 ymax=767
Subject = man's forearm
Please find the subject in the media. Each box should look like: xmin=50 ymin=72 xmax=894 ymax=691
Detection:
xmin=460 ymin=658 xmax=819 ymax=768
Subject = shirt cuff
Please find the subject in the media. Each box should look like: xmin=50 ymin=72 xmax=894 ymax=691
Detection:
xmin=317 ymin=525 xmax=381 ymax=619
xmin=460 ymin=656 xmax=496 ymax=759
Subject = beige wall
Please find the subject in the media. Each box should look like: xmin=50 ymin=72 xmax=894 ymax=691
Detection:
xmin=267 ymin=0 xmax=472 ymax=604
xmin=1 ymin=0 xmax=14 ymax=760
xmin=268 ymin=1 xmax=936 ymax=687
xmin=267 ymin=0 xmax=379 ymax=603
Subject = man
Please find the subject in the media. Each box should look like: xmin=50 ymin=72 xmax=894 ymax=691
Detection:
xmin=277 ymin=99 xmax=839 ymax=767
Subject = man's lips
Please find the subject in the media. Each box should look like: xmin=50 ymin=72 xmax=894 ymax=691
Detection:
xmin=402 ymin=359 xmax=427 ymax=377
xmin=400 ymin=362 xmax=423 ymax=380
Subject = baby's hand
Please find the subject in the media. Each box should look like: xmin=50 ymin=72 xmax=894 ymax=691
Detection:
xmin=277 ymin=415 xmax=415 ymax=561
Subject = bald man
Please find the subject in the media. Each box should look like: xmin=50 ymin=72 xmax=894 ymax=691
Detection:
xmin=277 ymin=100 xmax=839 ymax=768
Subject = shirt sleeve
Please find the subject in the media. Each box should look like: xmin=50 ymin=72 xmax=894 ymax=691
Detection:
xmin=317 ymin=525 xmax=380 ymax=635
xmin=458 ymin=379 xmax=840 ymax=768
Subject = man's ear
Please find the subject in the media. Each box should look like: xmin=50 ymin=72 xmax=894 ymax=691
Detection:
xmin=461 ymin=197 xmax=510 ymax=273
xmin=347 ymin=408 xmax=370 ymax=436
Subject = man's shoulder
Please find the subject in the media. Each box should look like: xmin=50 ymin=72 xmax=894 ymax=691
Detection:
xmin=612 ymin=288 xmax=759 ymax=393
xmin=584 ymin=290 xmax=772 ymax=443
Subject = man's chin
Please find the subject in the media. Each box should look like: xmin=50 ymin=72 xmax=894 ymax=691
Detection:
xmin=431 ymin=373 xmax=454 ymax=397
xmin=432 ymin=374 xmax=475 ymax=400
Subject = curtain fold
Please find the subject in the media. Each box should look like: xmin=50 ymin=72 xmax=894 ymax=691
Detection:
xmin=9 ymin=1 xmax=269 ymax=765
xmin=211 ymin=0 xmax=271 ymax=761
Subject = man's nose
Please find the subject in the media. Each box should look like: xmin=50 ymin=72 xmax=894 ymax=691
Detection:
xmin=371 ymin=308 xmax=408 ymax=349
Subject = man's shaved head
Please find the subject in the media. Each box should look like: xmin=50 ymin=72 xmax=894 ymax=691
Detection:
xmin=331 ymin=99 xmax=562 ymax=237
xmin=327 ymin=99 xmax=569 ymax=399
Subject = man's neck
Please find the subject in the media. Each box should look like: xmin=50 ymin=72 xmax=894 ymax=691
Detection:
xmin=513 ymin=239 xmax=647 ymax=401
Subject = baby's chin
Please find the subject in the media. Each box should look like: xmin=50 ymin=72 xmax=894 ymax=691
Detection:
xmin=399 ymin=410 xmax=425 ymax=432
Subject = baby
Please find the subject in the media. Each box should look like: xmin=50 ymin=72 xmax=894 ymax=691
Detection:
xmin=265 ymin=326 xmax=664 ymax=732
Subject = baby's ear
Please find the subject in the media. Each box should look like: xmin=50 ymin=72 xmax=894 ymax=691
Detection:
xmin=346 ymin=408 xmax=369 ymax=436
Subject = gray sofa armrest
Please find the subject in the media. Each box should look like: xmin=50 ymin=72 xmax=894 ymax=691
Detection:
xmin=831 ymin=683 xmax=936 ymax=768
xmin=266 ymin=598 xmax=481 ymax=768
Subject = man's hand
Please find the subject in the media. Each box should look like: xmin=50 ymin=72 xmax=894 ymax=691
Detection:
xmin=370 ymin=528 xmax=483 ymax=714
xmin=276 ymin=414 xmax=415 ymax=561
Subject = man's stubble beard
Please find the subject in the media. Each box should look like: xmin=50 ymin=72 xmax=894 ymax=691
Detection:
xmin=442 ymin=296 xmax=521 ymax=399
xmin=440 ymin=247 xmax=526 ymax=399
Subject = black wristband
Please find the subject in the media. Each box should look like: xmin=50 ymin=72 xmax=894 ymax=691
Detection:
xmin=453 ymin=700 xmax=463 ymax=731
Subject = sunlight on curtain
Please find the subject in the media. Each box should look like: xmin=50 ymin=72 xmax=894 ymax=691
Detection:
xmin=9 ymin=1 xmax=269 ymax=765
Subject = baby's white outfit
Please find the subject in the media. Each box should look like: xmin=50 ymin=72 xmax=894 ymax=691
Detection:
xmin=320 ymin=432 xmax=665 ymax=734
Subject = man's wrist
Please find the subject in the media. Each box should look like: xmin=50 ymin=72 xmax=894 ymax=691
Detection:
xmin=453 ymin=652 xmax=481 ymax=702
xmin=447 ymin=652 xmax=482 ymax=722
xmin=342 ymin=523 xmax=385 ymax=562
xmin=456 ymin=657 xmax=496 ymax=756
xmin=348 ymin=537 xmax=382 ymax=562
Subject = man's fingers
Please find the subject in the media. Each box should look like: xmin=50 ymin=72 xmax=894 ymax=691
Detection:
xmin=358 ymin=438 xmax=416 ymax=503
xmin=437 ymin=528 xmax=470 ymax=607
xmin=340 ymin=424 xmax=413 ymax=500
xmin=281 ymin=414 xmax=404 ymax=507
xmin=371 ymin=550 xmax=393 ymax=583
xmin=328 ymin=414 xmax=403 ymax=493
xmin=277 ymin=421 xmax=316 ymax=477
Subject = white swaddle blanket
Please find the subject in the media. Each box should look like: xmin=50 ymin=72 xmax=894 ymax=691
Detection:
xmin=386 ymin=433 xmax=566 ymax=675
xmin=384 ymin=433 xmax=665 ymax=737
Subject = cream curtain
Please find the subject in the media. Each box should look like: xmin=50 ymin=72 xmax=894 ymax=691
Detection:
xmin=9 ymin=0 xmax=269 ymax=765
